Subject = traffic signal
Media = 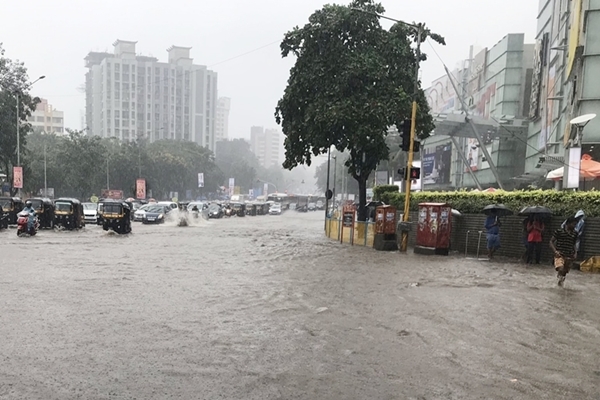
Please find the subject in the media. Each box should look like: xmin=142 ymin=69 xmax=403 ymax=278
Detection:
xmin=397 ymin=168 xmax=406 ymax=179
xmin=409 ymin=167 xmax=421 ymax=180
xmin=399 ymin=119 xmax=420 ymax=152
xmin=399 ymin=119 xmax=411 ymax=151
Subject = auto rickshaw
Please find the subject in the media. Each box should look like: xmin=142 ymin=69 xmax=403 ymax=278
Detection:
xmin=230 ymin=202 xmax=246 ymax=217
xmin=101 ymin=200 xmax=131 ymax=234
xmin=246 ymin=203 xmax=257 ymax=216
xmin=54 ymin=198 xmax=85 ymax=230
xmin=26 ymin=197 xmax=55 ymax=229
xmin=0 ymin=197 xmax=24 ymax=225
xmin=255 ymin=202 xmax=269 ymax=215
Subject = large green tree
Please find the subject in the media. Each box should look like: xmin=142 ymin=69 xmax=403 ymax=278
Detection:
xmin=0 ymin=44 xmax=40 ymax=195
xmin=275 ymin=0 xmax=441 ymax=220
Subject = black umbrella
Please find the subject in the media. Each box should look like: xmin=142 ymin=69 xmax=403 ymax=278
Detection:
xmin=482 ymin=204 xmax=513 ymax=217
xmin=518 ymin=205 xmax=552 ymax=216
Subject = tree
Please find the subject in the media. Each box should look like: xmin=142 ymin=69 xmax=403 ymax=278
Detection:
xmin=314 ymin=150 xmax=359 ymax=195
xmin=214 ymin=139 xmax=260 ymax=192
xmin=0 ymin=44 xmax=41 ymax=195
xmin=275 ymin=0 xmax=441 ymax=220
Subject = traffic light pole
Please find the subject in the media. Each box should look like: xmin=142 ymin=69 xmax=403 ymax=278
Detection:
xmin=400 ymin=24 xmax=423 ymax=253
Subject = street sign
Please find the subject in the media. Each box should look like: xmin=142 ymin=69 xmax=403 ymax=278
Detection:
xmin=198 ymin=173 xmax=204 ymax=188
xmin=13 ymin=166 xmax=23 ymax=189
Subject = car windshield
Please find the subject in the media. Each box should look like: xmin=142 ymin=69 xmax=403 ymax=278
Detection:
xmin=103 ymin=203 xmax=123 ymax=214
xmin=209 ymin=204 xmax=220 ymax=211
xmin=55 ymin=202 xmax=72 ymax=212
xmin=0 ymin=199 xmax=12 ymax=211
xmin=83 ymin=203 xmax=96 ymax=210
xmin=137 ymin=204 xmax=152 ymax=212
xmin=146 ymin=206 xmax=164 ymax=213
xmin=28 ymin=199 xmax=43 ymax=210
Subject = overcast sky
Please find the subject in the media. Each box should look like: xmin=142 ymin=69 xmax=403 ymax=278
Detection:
xmin=2 ymin=0 xmax=538 ymax=140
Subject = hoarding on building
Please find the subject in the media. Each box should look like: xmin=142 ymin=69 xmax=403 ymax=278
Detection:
xmin=423 ymin=143 xmax=452 ymax=185
xmin=465 ymin=139 xmax=479 ymax=172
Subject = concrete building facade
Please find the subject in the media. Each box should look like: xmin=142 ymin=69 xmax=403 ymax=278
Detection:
xmin=85 ymin=40 xmax=218 ymax=151
xmin=27 ymin=98 xmax=65 ymax=135
xmin=215 ymin=97 xmax=231 ymax=142
xmin=422 ymin=34 xmax=534 ymax=190
xmin=250 ymin=126 xmax=281 ymax=169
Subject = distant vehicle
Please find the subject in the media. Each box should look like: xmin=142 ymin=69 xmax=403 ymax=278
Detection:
xmin=207 ymin=204 xmax=223 ymax=219
xmin=54 ymin=198 xmax=85 ymax=230
xmin=307 ymin=202 xmax=317 ymax=211
xmin=269 ymin=203 xmax=282 ymax=215
xmin=83 ymin=202 xmax=98 ymax=224
xmin=316 ymin=200 xmax=324 ymax=210
xmin=289 ymin=203 xmax=297 ymax=211
xmin=157 ymin=201 xmax=179 ymax=211
xmin=133 ymin=204 xmax=153 ymax=222
xmin=142 ymin=205 xmax=169 ymax=224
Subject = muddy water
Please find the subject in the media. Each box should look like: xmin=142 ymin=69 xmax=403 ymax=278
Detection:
xmin=1 ymin=212 xmax=600 ymax=399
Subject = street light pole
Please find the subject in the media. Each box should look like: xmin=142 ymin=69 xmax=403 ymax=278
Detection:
xmin=332 ymin=155 xmax=337 ymax=202
xmin=324 ymin=146 xmax=331 ymax=230
xmin=351 ymin=7 xmax=425 ymax=252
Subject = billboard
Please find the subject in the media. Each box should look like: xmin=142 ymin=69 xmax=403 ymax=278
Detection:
xmin=198 ymin=173 xmax=204 ymax=188
xmin=101 ymin=189 xmax=123 ymax=199
xmin=136 ymin=179 xmax=146 ymax=199
xmin=228 ymin=178 xmax=235 ymax=195
xmin=263 ymin=183 xmax=269 ymax=195
xmin=465 ymin=139 xmax=479 ymax=172
xmin=423 ymin=143 xmax=452 ymax=185
xmin=13 ymin=166 xmax=23 ymax=189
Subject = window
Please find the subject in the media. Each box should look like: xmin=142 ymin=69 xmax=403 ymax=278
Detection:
xmin=115 ymin=110 xmax=120 ymax=118
xmin=52 ymin=117 xmax=63 ymax=124
xmin=115 ymin=64 xmax=120 ymax=71
xmin=36 ymin=116 xmax=45 ymax=122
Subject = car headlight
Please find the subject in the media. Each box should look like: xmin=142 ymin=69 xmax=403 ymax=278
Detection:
xmin=158 ymin=214 xmax=164 ymax=219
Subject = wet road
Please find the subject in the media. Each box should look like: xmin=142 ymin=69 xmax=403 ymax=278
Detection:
xmin=1 ymin=211 xmax=600 ymax=399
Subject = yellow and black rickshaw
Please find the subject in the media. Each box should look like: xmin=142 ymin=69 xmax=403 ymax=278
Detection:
xmin=0 ymin=197 xmax=24 ymax=225
xmin=54 ymin=198 xmax=85 ymax=230
xmin=100 ymin=200 xmax=131 ymax=234
xmin=231 ymin=202 xmax=246 ymax=217
xmin=26 ymin=197 xmax=55 ymax=229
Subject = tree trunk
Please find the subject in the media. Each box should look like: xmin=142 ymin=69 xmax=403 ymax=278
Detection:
xmin=356 ymin=174 xmax=368 ymax=222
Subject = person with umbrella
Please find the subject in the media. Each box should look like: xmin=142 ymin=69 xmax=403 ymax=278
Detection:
xmin=550 ymin=217 xmax=579 ymax=287
xmin=483 ymin=204 xmax=511 ymax=260
xmin=526 ymin=215 xmax=545 ymax=264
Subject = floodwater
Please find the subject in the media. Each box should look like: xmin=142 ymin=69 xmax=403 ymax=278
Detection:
xmin=1 ymin=211 xmax=600 ymax=399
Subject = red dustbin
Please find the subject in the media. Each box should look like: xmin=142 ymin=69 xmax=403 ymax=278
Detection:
xmin=375 ymin=205 xmax=397 ymax=234
xmin=414 ymin=202 xmax=452 ymax=256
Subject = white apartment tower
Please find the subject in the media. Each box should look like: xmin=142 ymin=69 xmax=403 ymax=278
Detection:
xmin=27 ymin=98 xmax=65 ymax=135
xmin=85 ymin=40 xmax=218 ymax=150
xmin=250 ymin=126 xmax=281 ymax=169
xmin=215 ymin=97 xmax=231 ymax=141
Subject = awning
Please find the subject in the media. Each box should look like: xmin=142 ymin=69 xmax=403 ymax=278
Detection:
xmin=546 ymin=154 xmax=600 ymax=181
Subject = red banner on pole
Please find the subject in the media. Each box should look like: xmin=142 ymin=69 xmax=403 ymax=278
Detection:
xmin=13 ymin=166 xmax=23 ymax=189
xmin=136 ymin=179 xmax=146 ymax=199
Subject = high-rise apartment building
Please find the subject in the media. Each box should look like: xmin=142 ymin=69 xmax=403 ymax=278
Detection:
xmin=215 ymin=97 xmax=231 ymax=141
xmin=250 ymin=126 xmax=280 ymax=169
xmin=27 ymin=98 xmax=65 ymax=135
xmin=85 ymin=40 xmax=218 ymax=150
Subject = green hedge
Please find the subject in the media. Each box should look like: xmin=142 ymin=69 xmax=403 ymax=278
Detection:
xmin=377 ymin=189 xmax=600 ymax=217
xmin=373 ymin=185 xmax=400 ymax=201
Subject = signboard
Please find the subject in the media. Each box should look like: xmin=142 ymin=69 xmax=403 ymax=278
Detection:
xmin=198 ymin=173 xmax=204 ymax=188
xmin=101 ymin=189 xmax=123 ymax=199
xmin=423 ymin=144 xmax=451 ymax=185
xmin=229 ymin=178 xmax=235 ymax=195
xmin=263 ymin=183 xmax=269 ymax=196
xmin=136 ymin=179 xmax=146 ymax=199
xmin=249 ymin=189 xmax=254 ymax=197
xmin=343 ymin=209 xmax=355 ymax=227
xmin=566 ymin=147 xmax=582 ymax=189
xmin=12 ymin=166 xmax=23 ymax=189
xmin=465 ymin=139 xmax=479 ymax=172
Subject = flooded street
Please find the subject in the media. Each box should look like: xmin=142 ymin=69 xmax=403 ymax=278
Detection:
xmin=1 ymin=212 xmax=600 ymax=399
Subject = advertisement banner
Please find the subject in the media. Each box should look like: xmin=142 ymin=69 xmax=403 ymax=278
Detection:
xmin=13 ymin=166 xmax=23 ymax=189
xmin=567 ymin=147 xmax=582 ymax=189
xmin=101 ymin=189 xmax=124 ymax=199
xmin=249 ymin=189 xmax=254 ymax=197
xmin=263 ymin=183 xmax=269 ymax=195
xmin=136 ymin=179 xmax=146 ymax=199
xmin=197 ymin=173 xmax=204 ymax=188
xmin=228 ymin=178 xmax=235 ymax=195
xmin=423 ymin=143 xmax=452 ymax=185
xmin=465 ymin=139 xmax=479 ymax=172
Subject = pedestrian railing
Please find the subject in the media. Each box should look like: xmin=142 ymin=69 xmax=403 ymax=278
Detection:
xmin=326 ymin=217 xmax=376 ymax=247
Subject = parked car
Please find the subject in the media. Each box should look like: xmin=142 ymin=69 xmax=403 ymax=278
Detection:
xmin=307 ymin=202 xmax=317 ymax=211
xmin=142 ymin=205 xmax=170 ymax=224
xmin=316 ymin=200 xmax=324 ymax=210
xmin=83 ymin=202 xmax=98 ymax=224
xmin=269 ymin=203 xmax=282 ymax=215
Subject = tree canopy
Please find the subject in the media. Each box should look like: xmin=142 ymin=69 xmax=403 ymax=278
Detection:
xmin=275 ymin=0 xmax=442 ymax=220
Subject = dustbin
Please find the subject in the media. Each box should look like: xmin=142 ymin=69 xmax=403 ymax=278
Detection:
xmin=414 ymin=202 xmax=452 ymax=256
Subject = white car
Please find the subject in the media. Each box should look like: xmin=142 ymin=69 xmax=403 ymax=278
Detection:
xmin=269 ymin=203 xmax=282 ymax=215
xmin=83 ymin=202 xmax=98 ymax=223
xmin=134 ymin=204 xmax=153 ymax=222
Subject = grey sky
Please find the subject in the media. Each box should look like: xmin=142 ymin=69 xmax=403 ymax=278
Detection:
xmin=2 ymin=0 xmax=537 ymax=140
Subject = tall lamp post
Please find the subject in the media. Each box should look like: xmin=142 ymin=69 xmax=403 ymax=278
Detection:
xmin=11 ymin=75 xmax=45 ymax=196
xmin=352 ymin=8 xmax=424 ymax=252
xmin=332 ymin=154 xmax=338 ymax=203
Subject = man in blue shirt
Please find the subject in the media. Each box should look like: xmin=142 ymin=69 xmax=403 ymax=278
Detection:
xmin=485 ymin=210 xmax=501 ymax=260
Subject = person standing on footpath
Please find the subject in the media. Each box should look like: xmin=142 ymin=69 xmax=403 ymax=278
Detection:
xmin=484 ymin=210 xmax=501 ymax=260
xmin=549 ymin=217 xmax=578 ymax=287
xmin=526 ymin=216 xmax=544 ymax=264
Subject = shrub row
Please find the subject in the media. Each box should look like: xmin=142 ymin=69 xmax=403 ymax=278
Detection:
xmin=374 ymin=189 xmax=600 ymax=217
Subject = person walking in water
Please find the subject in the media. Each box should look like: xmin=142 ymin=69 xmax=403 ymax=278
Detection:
xmin=550 ymin=217 xmax=578 ymax=287
xmin=484 ymin=210 xmax=501 ymax=260
xmin=526 ymin=216 xmax=545 ymax=264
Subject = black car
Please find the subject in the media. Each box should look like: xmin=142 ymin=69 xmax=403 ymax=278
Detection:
xmin=207 ymin=204 xmax=223 ymax=219
xmin=142 ymin=205 xmax=169 ymax=224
